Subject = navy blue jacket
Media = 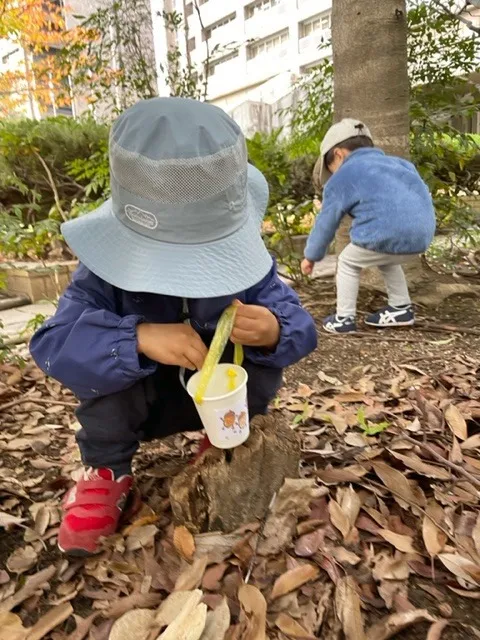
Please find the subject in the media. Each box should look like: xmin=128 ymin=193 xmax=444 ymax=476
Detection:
xmin=305 ymin=148 xmax=436 ymax=261
xmin=30 ymin=262 xmax=317 ymax=400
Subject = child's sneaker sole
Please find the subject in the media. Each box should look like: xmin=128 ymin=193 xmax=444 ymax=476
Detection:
xmin=364 ymin=319 xmax=415 ymax=328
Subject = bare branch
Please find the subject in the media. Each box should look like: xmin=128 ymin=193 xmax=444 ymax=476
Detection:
xmin=431 ymin=0 xmax=480 ymax=36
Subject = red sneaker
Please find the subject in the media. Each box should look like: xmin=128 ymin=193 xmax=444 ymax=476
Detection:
xmin=58 ymin=468 xmax=132 ymax=557
xmin=191 ymin=435 xmax=213 ymax=464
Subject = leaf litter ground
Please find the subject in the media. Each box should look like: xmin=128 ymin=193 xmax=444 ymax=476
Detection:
xmin=1 ymin=284 xmax=480 ymax=640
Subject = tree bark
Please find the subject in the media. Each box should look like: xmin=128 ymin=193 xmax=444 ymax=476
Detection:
xmin=332 ymin=0 xmax=410 ymax=156
xmin=169 ymin=414 xmax=300 ymax=534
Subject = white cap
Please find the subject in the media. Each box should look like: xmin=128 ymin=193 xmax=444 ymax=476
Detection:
xmin=313 ymin=118 xmax=373 ymax=187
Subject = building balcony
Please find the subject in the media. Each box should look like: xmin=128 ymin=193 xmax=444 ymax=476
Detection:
xmin=206 ymin=55 xmax=246 ymax=99
xmin=245 ymin=46 xmax=290 ymax=84
xmin=298 ymin=29 xmax=330 ymax=55
xmin=244 ymin=4 xmax=290 ymax=40
xmin=188 ymin=0 xmax=234 ymax=32
xmin=206 ymin=20 xmax=242 ymax=56
xmin=296 ymin=0 xmax=332 ymax=21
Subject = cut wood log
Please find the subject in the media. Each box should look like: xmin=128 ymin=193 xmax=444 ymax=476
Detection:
xmin=169 ymin=414 xmax=300 ymax=533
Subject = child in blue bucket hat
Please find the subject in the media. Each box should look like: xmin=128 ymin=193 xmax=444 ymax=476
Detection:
xmin=30 ymin=97 xmax=317 ymax=556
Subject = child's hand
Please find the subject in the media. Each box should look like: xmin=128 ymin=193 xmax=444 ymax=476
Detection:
xmin=231 ymin=302 xmax=280 ymax=350
xmin=301 ymin=259 xmax=315 ymax=276
xmin=137 ymin=323 xmax=208 ymax=370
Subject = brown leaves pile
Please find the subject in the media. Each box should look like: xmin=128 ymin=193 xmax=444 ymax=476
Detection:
xmin=1 ymin=352 xmax=480 ymax=638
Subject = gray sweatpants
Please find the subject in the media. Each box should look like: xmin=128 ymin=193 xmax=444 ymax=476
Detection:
xmin=337 ymin=244 xmax=413 ymax=318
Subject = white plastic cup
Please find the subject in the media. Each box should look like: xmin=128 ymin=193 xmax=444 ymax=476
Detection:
xmin=187 ymin=363 xmax=250 ymax=449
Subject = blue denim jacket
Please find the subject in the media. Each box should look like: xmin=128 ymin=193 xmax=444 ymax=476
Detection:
xmin=305 ymin=148 xmax=436 ymax=261
xmin=30 ymin=261 xmax=317 ymax=399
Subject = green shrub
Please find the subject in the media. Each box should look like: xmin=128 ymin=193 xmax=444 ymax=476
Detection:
xmin=0 ymin=116 xmax=109 ymax=258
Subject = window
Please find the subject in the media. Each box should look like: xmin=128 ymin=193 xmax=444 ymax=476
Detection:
xmin=245 ymin=0 xmax=283 ymax=20
xmin=207 ymin=50 xmax=239 ymax=77
xmin=299 ymin=12 xmax=331 ymax=38
xmin=247 ymin=29 xmax=288 ymax=59
xmin=185 ymin=2 xmax=193 ymax=17
xmin=203 ymin=13 xmax=236 ymax=41
xmin=199 ymin=0 xmax=209 ymax=5
xmin=188 ymin=37 xmax=196 ymax=52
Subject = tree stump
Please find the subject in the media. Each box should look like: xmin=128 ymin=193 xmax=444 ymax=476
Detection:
xmin=169 ymin=414 xmax=300 ymax=533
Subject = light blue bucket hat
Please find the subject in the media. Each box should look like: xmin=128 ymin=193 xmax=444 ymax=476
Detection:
xmin=61 ymin=97 xmax=273 ymax=298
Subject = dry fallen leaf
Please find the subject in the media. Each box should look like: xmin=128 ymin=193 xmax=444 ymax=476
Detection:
xmin=423 ymin=501 xmax=447 ymax=557
xmin=366 ymin=609 xmax=435 ymax=640
xmin=335 ymin=576 xmax=365 ymax=640
xmin=156 ymin=590 xmax=203 ymax=627
xmin=175 ymin=556 xmax=209 ymax=591
xmin=24 ymin=602 xmax=73 ymax=640
xmin=194 ymin=531 xmax=244 ymax=564
xmin=238 ymin=584 xmax=267 ymax=640
xmin=378 ymin=530 xmax=415 ymax=554
xmin=461 ymin=434 xmax=480 ymax=451
xmin=174 ymin=526 xmax=196 ymax=563
xmin=372 ymin=462 xmax=425 ymax=509
xmin=200 ymin=597 xmax=230 ymax=640
xmin=271 ymin=564 xmax=320 ymax=600
xmin=449 ymin=435 xmax=463 ymax=464
xmin=389 ymin=451 xmax=450 ymax=481
xmin=0 ymin=612 xmax=26 ymax=640
xmin=6 ymin=545 xmax=38 ymax=574
xmin=275 ymin=612 xmax=315 ymax=639
xmin=295 ymin=529 xmax=325 ymax=558
xmin=159 ymin=602 xmax=207 ymax=640
xmin=337 ymin=485 xmax=361 ymax=533
xmin=0 ymin=565 xmax=56 ymax=613
xmin=0 ymin=512 xmax=25 ymax=529
xmin=438 ymin=553 xmax=480 ymax=586
xmin=426 ymin=620 xmax=448 ymax=640
xmin=445 ymin=404 xmax=468 ymax=441
xmin=202 ymin=562 xmax=228 ymax=591
xmin=328 ymin=500 xmax=350 ymax=539
xmin=125 ymin=524 xmax=158 ymax=552
xmin=258 ymin=479 xmax=324 ymax=556
xmin=332 ymin=547 xmax=361 ymax=566
xmin=473 ymin=513 xmax=480 ymax=556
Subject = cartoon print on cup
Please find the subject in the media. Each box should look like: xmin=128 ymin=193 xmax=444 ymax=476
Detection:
xmin=237 ymin=411 xmax=248 ymax=430
xmin=221 ymin=410 xmax=236 ymax=429
xmin=216 ymin=401 xmax=249 ymax=442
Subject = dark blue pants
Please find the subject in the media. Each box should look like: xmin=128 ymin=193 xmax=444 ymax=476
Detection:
xmin=75 ymin=355 xmax=283 ymax=474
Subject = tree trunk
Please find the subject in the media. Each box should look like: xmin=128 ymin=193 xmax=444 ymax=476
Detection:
xmin=332 ymin=0 xmax=410 ymax=156
xmin=170 ymin=414 xmax=300 ymax=533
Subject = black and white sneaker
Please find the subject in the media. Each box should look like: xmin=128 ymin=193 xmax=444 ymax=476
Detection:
xmin=323 ymin=314 xmax=357 ymax=334
xmin=365 ymin=305 xmax=415 ymax=328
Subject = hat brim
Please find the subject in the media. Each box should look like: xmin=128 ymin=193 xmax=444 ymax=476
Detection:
xmin=62 ymin=165 xmax=273 ymax=298
xmin=313 ymin=154 xmax=331 ymax=189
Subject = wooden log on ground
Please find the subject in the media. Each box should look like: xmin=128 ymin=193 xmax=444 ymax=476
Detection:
xmin=169 ymin=414 xmax=300 ymax=533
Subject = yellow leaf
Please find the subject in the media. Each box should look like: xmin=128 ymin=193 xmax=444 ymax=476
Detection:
xmin=275 ymin=612 xmax=315 ymax=639
xmin=173 ymin=525 xmax=196 ymax=563
xmin=378 ymin=530 xmax=415 ymax=554
xmin=238 ymin=584 xmax=267 ymax=640
xmin=271 ymin=564 xmax=320 ymax=600
xmin=423 ymin=501 xmax=447 ymax=557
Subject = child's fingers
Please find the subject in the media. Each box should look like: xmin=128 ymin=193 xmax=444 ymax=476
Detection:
xmin=233 ymin=314 xmax=257 ymax=331
xmin=231 ymin=327 xmax=257 ymax=345
xmin=185 ymin=344 xmax=206 ymax=370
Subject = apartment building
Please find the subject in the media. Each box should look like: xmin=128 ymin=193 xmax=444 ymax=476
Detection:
xmin=150 ymin=0 xmax=333 ymax=132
